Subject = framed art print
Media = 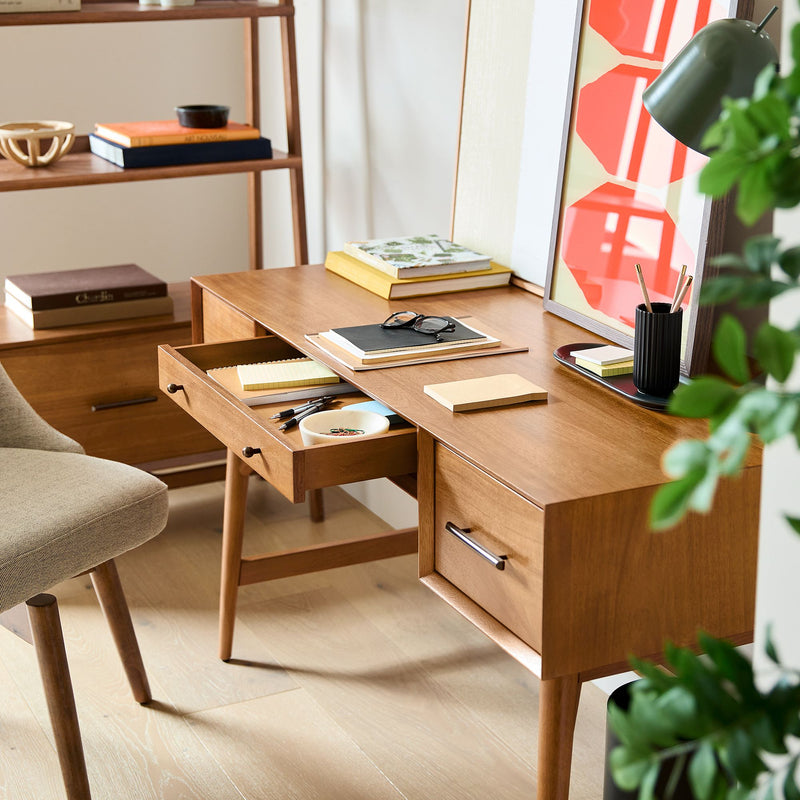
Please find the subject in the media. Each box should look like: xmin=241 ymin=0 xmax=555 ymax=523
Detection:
xmin=542 ymin=0 xmax=742 ymax=375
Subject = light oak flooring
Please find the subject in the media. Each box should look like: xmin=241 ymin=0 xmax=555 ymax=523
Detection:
xmin=0 ymin=478 xmax=610 ymax=799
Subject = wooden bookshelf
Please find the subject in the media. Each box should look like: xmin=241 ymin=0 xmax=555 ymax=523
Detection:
xmin=0 ymin=0 xmax=307 ymax=481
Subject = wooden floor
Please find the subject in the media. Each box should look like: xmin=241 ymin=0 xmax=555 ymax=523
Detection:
xmin=0 ymin=478 xmax=609 ymax=799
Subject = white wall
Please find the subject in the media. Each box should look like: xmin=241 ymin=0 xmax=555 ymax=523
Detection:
xmin=753 ymin=5 xmax=800 ymax=673
xmin=0 ymin=2 xmax=465 ymax=279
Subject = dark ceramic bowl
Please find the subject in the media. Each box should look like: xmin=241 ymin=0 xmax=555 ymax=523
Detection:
xmin=175 ymin=104 xmax=230 ymax=128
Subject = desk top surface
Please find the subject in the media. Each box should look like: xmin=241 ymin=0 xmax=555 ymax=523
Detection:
xmin=192 ymin=265 xmax=759 ymax=508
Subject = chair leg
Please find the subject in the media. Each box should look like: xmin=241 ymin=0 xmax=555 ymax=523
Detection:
xmin=27 ymin=593 xmax=92 ymax=800
xmin=89 ymin=560 xmax=151 ymax=704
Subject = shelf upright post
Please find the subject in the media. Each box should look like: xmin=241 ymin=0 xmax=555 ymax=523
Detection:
xmin=280 ymin=0 xmax=309 ymax=266
xmin=244 ymin=15 xmax=264 ymax=270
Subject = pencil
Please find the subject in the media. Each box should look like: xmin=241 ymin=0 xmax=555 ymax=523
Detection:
xmin=671 ymin=264 xmax=687 ymax=308
xmin=634 ymin=263 xmax=652 ymax=312
xmin=671 ymin=275 xmax=693 ymax=312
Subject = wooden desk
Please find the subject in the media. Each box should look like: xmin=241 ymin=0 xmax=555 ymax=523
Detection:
xmin=158 ymin=265 xmax=761 ymax=800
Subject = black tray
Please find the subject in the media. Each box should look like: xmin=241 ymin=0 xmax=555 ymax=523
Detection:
xmin=553 ymin=343 xmax=674 ymax=411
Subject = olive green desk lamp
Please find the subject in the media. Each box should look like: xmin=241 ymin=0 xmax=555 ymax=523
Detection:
xmin=643 ymin=5 xmax=779 ymax=153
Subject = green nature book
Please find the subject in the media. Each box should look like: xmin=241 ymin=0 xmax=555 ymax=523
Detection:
xmin=343 ymin=234 xmax=491 ymax=278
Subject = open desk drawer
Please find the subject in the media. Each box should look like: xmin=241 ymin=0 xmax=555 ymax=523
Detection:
xmin=158 ymin=337 xmax=417 ymax=502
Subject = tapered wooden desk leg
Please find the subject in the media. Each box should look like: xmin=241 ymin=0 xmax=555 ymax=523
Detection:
xmin=537 ymin=673 xmax=582 ymax=800
xmin=90 ymin=560 xmax=151 ymax=704
xmin=219 ymin=448 xmax=251 ymax=661
xmin=27 ymin=593 xmax=92 ymax=800
xmin=308 ymin=488 xmax=324 ymax=522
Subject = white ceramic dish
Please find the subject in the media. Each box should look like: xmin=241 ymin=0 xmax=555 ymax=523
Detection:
xmin=299 ymin=408 xmax=390 ymax=446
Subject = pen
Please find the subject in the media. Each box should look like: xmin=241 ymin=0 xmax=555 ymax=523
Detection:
xmin=270 ymin=395 xmax=335 ymax=420
xmin=279 ymin=400 xmax=329 ymax=431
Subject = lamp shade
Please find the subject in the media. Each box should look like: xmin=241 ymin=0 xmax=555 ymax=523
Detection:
xmin=642 ymin=17 xmax=778 ymax=153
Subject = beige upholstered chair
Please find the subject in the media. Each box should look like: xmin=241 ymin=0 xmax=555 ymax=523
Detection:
xmin=0 ymin=362 xmax=169 ymax=800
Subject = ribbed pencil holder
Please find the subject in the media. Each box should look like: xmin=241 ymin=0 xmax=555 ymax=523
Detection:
xmin=633 ymin=303 xmax=682 ymax=398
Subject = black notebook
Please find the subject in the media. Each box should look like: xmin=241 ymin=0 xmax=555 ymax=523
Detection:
xmin=320 ymin=317 xmax=487 ymax=357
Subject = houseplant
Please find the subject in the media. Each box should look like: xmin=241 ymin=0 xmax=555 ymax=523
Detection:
xmin=608 ymin=8 xmax=800 ymax=799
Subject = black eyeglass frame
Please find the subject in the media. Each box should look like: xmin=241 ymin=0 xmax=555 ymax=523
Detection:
xmin=380 ymin=311 xmax=457 ymax=341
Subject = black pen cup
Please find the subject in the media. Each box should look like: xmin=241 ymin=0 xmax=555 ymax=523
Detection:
xmin=633 ymin=303 xmax=682 ymax=398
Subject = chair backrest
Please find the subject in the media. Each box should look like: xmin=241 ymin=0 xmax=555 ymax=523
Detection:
xmin=0 ymin=363 xmax=83 ymax=453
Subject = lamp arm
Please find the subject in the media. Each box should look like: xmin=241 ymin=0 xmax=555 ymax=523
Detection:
xmin=756 ymin=5 xmax=779 ymax=34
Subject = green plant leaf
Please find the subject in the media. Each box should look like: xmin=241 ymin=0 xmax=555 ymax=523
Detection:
xmin=786 ymin=516 xmax=800 ymax=536
xmin=737 ymin=162 xmax=776 ymax=225
xmin=662 ymin=440 xmax=711 ymax=478
xmin=777 ymin=245 xmax=800 ymax=279
xmin=713 ymin=314 xmax=750 ymax=384
xmin=699 ymin=149 xmax=751 ymax=197
xmin=650 ymin=469 xmax=706 ymax=530
xmin=609 ymin=744 xmax=653 ymax=790
xmin=723 ymin=728 xmax=766 ymax=786
xmin=690 ymin=741 xmax=718 ymax=800
xmin=701 ymin=275 xmax=750 ymax=306
xmin=744 ymin=235 xmax=781 ymax=275
xmin=765 ymin=626 xmax=780 ymax=665
xmin=783 ymin=757 xmax=800 ymax=800
xmin=754 ymin=323 xmax=797 ymax=383
xmin=669 ymin=377 xmax=739 ymax=418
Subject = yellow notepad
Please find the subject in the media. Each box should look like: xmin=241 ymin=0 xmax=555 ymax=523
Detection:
xmin=423 ymin=373 xmax=547 ymax=412
xmin=236 ymin=357 xmax=340 ymax=391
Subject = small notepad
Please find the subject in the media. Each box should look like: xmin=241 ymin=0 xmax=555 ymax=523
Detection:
xmin=236 ymin=357 xmax=340 ymax=391
xmin=569 ymin=345 xmax=633 ymax=365
xmin=423 ymin=373 xmax=547 ymax=412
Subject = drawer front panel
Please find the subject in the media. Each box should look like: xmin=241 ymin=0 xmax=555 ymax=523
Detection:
xmin=434 ymin=443 xmax=544 ymax=651
xmin=158 ymin=340 xmax=417 ymax=503
xmin=1 ymin=329 xmax=219 ymax=465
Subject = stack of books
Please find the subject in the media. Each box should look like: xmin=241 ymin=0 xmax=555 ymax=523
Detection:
xmin=89 ymin=120 xmax=273 ymax=169
xmin=4 ymin=263 xmax=173 ymax=329
xmin=314 ymin=316 xmax=500 ymax=367
xmin=325 ymin=234 xmax=512 ymax=299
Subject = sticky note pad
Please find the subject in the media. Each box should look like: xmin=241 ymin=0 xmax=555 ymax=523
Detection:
xmin=569 ymin=345 xmax=633 ymax=365
xmin=424 ymin=373 xmax=547 ymax=412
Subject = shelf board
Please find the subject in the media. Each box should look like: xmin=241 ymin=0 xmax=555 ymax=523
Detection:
xmin=0 ymin=136 xmax=300 ymax=191
xmin=0 ymin=0 xmax=291 ymax=26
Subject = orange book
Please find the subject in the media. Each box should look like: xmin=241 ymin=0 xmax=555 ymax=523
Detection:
xmin=93 ymin=120 xmax=260 ymax=148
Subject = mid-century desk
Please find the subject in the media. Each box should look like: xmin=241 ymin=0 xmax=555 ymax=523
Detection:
xmin=158 ymin=265 xmax=761 ymax=800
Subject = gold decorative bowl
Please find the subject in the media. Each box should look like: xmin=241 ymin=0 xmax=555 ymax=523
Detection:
xmin=0 ymin=121 xmax=75 ymax=167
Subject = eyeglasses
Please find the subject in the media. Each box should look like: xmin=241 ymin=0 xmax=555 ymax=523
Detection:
xmin=381 ymin=310 xmax=456 ymax=341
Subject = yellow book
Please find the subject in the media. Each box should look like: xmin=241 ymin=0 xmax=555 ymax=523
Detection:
xmin=574 ymin=357 xmax=634 ymax=377
xmin=235 ymin=357 xmax=340 ymax=391
xmin=93 ymin=120 xmax=260 ymax=148
xmin=324 ymin=251 xmax=512 ymax=299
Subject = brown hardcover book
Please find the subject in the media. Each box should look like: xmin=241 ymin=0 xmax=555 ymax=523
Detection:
xmin=4 ymin=293 xmax=173 ymax=329
xmin=4 ymin=264 xmax=167 ymax=311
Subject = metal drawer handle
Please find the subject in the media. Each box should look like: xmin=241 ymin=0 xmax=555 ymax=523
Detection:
xmin=445 ymin=521 xmax=507 ymax=570
xmin=166 ymin=383 xmax=184 ymax=394
xmin=91 ymin=396 xmax=158 ymax=412
xmin=242 ymin=446 xmax=262 ymax=458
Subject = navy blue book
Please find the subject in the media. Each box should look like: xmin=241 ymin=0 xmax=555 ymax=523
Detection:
xmin=89 ymin=133 xmax=272 ymax=168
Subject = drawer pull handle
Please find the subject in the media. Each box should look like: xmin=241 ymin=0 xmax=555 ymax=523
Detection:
xmin=242 ymin=446 xmax=262 ymax=458
xmin=91 ymin=396 xmax=158 ymax=412
xmin=166 ymin=383 xmax=184 ymax=394
xmin=445 ymin=521 xmax=507 ymax=570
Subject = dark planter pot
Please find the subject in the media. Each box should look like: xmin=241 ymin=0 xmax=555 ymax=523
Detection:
xmin=603 ymin=681 xmax=694 ymax=800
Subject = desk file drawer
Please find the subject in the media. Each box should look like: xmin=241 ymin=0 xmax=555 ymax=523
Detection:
xmin=433 ymin=443 xmax=544 ymax=652
xmin=158 ymin=337 xmax=417 ymax=503
xmin=0 ymin=329 xmax=219 ymax=466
